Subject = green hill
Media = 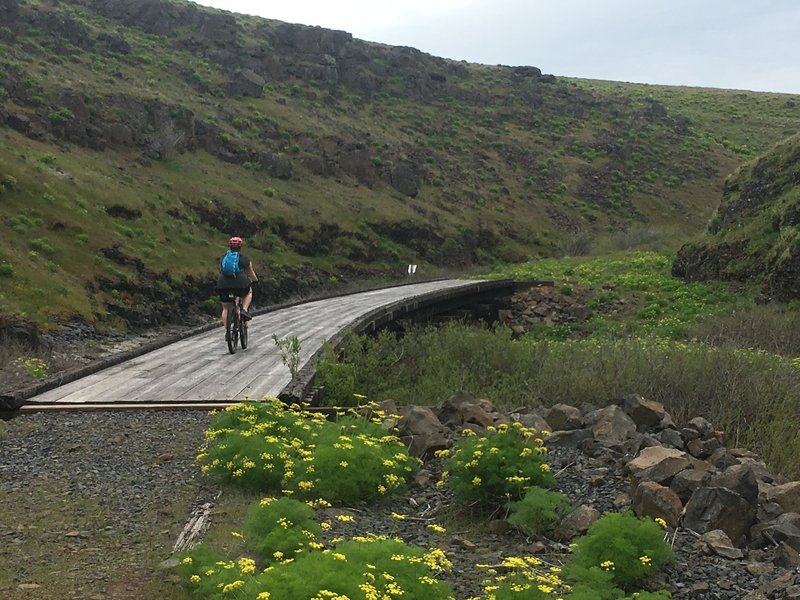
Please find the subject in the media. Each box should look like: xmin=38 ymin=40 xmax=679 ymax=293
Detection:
xmin=1 ymin=0 xmax=798 ymax=331
xmin=674 ymin=132 xmax=800 ymax=299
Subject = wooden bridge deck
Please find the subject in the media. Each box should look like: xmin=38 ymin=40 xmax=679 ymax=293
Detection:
xmin=24 ymin=279 xmax=496 ymax=406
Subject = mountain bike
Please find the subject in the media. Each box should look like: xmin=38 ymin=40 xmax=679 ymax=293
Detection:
xmin=225 ymin=296 xmax=249 ymax=354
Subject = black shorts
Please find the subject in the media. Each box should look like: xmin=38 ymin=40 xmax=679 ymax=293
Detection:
xmin=217 ymin=286 xmax=251 ymax=303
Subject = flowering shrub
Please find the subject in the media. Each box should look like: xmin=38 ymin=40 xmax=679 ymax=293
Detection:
xmin=243 ymin=497 xmax=322 ymax=562
xmin=177 ymin=534 xmax=454 ymax=600
xmin=442 ymin=422 xmax=555 ymax=509
xmin=507 ymin=486 xmax=571 ymax=535
xmin=248 ymin=536 xmax=454 ymax=599
xmin=197 ymin=399 xmax=417 ymax=505
xmin=565 ymin=512 xmax=674 ymax=589
xmin=477 ymin=556 xmax=570 ymax=599
xmin=175 ymin=545 xmax=257 ymax=600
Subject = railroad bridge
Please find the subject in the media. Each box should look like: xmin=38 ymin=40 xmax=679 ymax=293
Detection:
xmin=2 ymin=279 xmax=520 ymax=412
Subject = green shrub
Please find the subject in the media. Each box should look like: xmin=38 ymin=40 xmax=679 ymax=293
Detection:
xmin=0 ymin=263 xmax=13 ymax=277
xmin=258 ymin=537 xmax=453 ymax=599
xmin=175 ymin=545 xmax=253 ymax=600
xmin=178 ymin=535 xmax=453 ymax=600
xmin=0 ymin=174 xmax=16 ymax=190
xmin=566 ymin=512 xmax=674 ymax=589
xmin=29 ymin=238 xmax=54 ymax=255
xmin=242 ymin=497 xmax=321 ymax=562
xmin=198 ymin=400 xmax=417 ymax=505
xmin=48 ymin=106 xmax=74 ymax=124
xmin=477 ymin=556 xmax=570 ymax=599
xmin=443 ymin=422 xmax=555 ymax=510
xmin=507 ymin=486 xmax=571 ymax=535
xmin=314 ymin=342 xmax=358 ymax=406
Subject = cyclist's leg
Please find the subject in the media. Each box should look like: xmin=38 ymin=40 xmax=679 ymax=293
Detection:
xmin=241 ymin=286 xmax=253 ymax=312
xmin=219 ymin=290 xmax=235 ymax=327
xmin=222 ymin=302 xmax=235 ymax=328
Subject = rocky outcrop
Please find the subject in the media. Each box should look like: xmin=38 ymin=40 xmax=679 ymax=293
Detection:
xmin=392 ymin=389 xmax=800 ymax=555
xmin=0 ymin=0 xmax=19 ymax=28
xmin=673 ymin=133 xmax=800 ymax=299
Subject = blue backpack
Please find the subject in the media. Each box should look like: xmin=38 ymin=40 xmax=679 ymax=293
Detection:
xmin=220 ymin=249 xmax=240 ymax=277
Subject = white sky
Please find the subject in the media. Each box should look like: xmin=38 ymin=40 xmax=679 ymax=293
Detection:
xmin=195 ymin=0 xmax=800 ymax=94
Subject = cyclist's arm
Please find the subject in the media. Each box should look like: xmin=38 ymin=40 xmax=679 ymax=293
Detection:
xmin=246 ymin=263 xmax=258 ymax=282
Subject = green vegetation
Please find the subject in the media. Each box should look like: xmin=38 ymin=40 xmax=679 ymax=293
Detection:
xmin=0 ymin=1 xmax=798 ymax=328
xmin=198 ymin=399 xmax=416 ymax=505
xmin=674 ymin=132 xmax=800 ymax=298
xmin=315 ymin=251 xmax=800 ymax=477
xmin=176 ymin=399 xmax=675 ymax=599
xmin=442 ymin=422 xmax=556 ymax=509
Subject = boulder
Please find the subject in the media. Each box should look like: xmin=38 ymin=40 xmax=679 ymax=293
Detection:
xmin=545 ymin=403 xmax=582 ymax=431
xmin=227 ymin=69 xmax=265 ymax=97
xmin=766 ymin=481 xmax=800 ymax=513
xmin=709 ymin=464 xmax=759 ymax=504
xmin=657 ymin=428 xmax=684 ymax=449
xmin=554 ymin=504 xmax=600 ymax=541
xmin=397 ymin=406 xmax=449 ymax=459
xmin=632 ymin=481 xmax=683 ymax=526
xmin=590 ymin=405 xmax=637 ymax=449
xmin=708 ymin=447 xmax=739 ymax=470
xmin=683 ymin=487 xmax=757 ymax=545
xmin=618 ymin=394 xmax=668 ymax=432
xmin=670 ymin=466 xmax=716 ymax=503
xmin=626 ymin=446 xmax=690 ymax=487
xmin=511 ymin=412 xmax=551 ymax=434
xmin=436 ymin=390 xmax=495 ymax=429
xmin=751 ymin=513 xmax=800 ymax=552
xmin=389 ymin=161 xmax=421 ymax=198
xmin=699 ymin=529 xmax=744 ymax=559
xmin=687 ymin=437 xmax=721 ymax=459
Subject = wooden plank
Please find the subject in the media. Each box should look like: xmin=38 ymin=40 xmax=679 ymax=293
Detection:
xmin=233 ymin=374 xmax=288 ymax=401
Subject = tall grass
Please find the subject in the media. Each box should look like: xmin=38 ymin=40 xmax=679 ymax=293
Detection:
xmin=329 ymin=324 xmax=800 ymax=478
xmin=689 ymin=303 xmax=800 ymax=357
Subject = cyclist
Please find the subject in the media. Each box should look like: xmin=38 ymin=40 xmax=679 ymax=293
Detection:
xmin=216 ymin=236 xmax=258 ymax=327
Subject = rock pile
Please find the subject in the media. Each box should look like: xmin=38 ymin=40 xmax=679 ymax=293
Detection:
xmin=388 ymin=391 xmax=800 ymax=598
xmin=497 ymin=284 xmax=595 ymax=335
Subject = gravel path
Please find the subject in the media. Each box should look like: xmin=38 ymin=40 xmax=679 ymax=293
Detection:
xmin=0 ymin=410 xmax=215 ymax=599
xmin=1 ymin=410 xmax=796 ymax=600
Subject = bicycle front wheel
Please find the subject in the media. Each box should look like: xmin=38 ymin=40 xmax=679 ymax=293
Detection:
xmin=226 ymin=309 xmax=238 ymax=354
xmin=240 ymin=317 xmax=248 ymax=349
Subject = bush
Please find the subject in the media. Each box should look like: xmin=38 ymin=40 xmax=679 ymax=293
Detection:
xmin=314 ymin=342 xmax=358 ymax=406
xmin=0 ymin=263 xmax=13 ymax=277
xmin=178 ymin=535 xmax=454 ymax=600
xmin=29 ymin=238 xmax=54 ymax=255
xmin=507 ymin=486 xmax=571 ymax=535
xmin=565 ymin=512 xmax=674 ymax=589
xmin=48 ymin=106 xmax=74 ymax=124
xmin=258 ymin=537 xmax=454 ymax=599
xmin=175 ymin=544 xmax=251 ymax=600
xmin=443 ymin=422 xmax=555 ymax=510
xmin=242 ymin=497 xmax=321 ymax=562
xmin=198 ymin=400 xmax=417 ymax=505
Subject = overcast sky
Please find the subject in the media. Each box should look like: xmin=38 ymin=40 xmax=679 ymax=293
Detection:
xmin=195 ymin=0 xmax=800 ymax=94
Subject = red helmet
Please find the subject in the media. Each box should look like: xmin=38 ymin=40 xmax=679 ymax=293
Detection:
xmin=229 ymin=236 xmax=243 ymax=249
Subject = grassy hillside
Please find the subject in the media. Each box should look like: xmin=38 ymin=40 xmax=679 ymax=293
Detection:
xmin=1 ymin=0 xmax=799 ymax=331
xmin=673 ymin=132 xmax=800 ymax=299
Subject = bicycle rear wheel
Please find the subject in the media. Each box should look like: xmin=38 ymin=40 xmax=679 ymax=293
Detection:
xmin=240 ymin=313 xmax=248 ymax=349
xmin=226 ymin=307 xmax=239 ymax=354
